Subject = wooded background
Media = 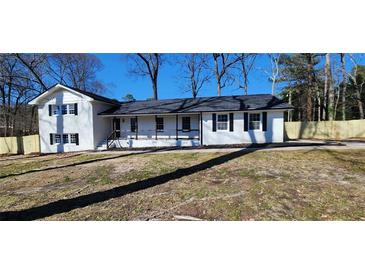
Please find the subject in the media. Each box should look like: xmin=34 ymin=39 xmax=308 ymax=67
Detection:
xmin=1 ymin=53 xmax=364 ymax=137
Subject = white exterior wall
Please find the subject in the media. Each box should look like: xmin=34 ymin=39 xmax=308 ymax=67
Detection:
xmin=92 ymin=102 xmax=114 ymax=147
xmin=36 ymin=87 xmax=285 ymax=152
xmin=202 ymin=110 xmax=284 ymax=145
xmin=119 ymin=114 xmax=200 ymax=140
xmin=37 ymin=88 xmax=113 ymax=153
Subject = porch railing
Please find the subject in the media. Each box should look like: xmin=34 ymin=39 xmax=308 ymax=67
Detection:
xmin=118 ymin=129 xmax=200 ymax=140
xmin=106 ymin=130 xmax=117 ymax=149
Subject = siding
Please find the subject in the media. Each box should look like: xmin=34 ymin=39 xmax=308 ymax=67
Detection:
xmin=92 ymin=101 xmax=115 ymax=147
xmin=202 ymin=110 xmax=284 ymax=145
xmin=119 ymin=114 xmax=200 ymax=140
xmin=37 ymin=88 xmax=95 ymax=153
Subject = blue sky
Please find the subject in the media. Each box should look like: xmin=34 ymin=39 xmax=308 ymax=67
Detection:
xmin=95 ymin=54 xmax=276 ymax=100
xmin=95 ymin=53 xmax=364 ymax=101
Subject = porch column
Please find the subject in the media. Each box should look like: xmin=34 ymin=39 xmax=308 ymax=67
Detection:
xmin=200 ymin=112 xmax=203 ymax=145
xmin=112 ymin=117 xmax=116 ymax=139
xmin=135 ymin=116 xmax=138 ymax=140
xmin=175 ymin=114 xmax=178 ymax=140
xmin=155 ymin=115 xmax=158 ymax=140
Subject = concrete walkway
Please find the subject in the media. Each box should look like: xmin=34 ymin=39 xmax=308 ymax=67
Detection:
xmin=91 ymin=139 xmax=365 ymax=155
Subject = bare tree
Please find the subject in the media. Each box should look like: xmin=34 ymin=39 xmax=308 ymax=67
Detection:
xmin=348 ymin=54 xmax=364 ymax=119
xmin=304 ymin=54 xmax=316 ymax=122
xmin=14 ymin=53 xmax=48 ymax=91
xmin=212 ymin=54 xmax=242 ymax=96
xmin=47 ymin=54 xmax=105 ymax=93
xmin=332 ymin=59 xmax=342 ymax=120
xmin=0 ymin=54 xmax=40 ymax=136
xmin=127 ymin=54 xmax=161 ymax=100
xmin=0 ymin=53 xmax=106 ymax=136
xmin=324 ymin=53 xmax=335 ymax=121
xmin=259 ymin=54 xmax=281 ymax=96
xmin=177 ymin=54 xmax=210 ymax=98
xmin=340 ymin=53 xmax=347 ymax=120
xmin=268 ymin=54 xmax=281 ymax=96
xmin=235 ymin=53 xmax=257 ymax=95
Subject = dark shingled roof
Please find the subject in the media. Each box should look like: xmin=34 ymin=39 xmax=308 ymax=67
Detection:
xmin=29 ymin=84 xmax=120 ymax=106
xmin=99 ymin=94 xmax=293 ymax=115
xmin=61 ymin=85 xmax=120 ymax=106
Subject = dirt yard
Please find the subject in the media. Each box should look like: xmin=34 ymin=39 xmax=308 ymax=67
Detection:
xmin=0 ymin=148 xmax=364 ymax=220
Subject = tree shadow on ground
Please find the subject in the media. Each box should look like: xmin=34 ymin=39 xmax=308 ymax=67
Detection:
xmin=0 ymin=142 xmax=343 ymax=221
xmin=0 ymin=145 xmax=267 ymax=220
xmin=321 ymin=149 xmax=365 ymax=173
xmin=0 ymin=148 xmax=174 ymax=179
xmin=0 ymin=141 xmax=337 ymax=179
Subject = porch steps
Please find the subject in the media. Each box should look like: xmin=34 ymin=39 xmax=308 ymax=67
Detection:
xmin=96 ymin=139 xmax=110 ymax=151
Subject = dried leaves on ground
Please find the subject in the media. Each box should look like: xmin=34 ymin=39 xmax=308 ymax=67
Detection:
xmin=0 ymin=149 xmax=364 ymax=220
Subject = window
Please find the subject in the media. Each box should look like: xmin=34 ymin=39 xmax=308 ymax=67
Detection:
xmin=130 ymin=117 xmax=137 ymax=132
xmin=63 ymin=134 xmax=69 ymax=144
xmin=217 ymin=114 xmax=228 ymax=130
xmin=156 ymin=117 xmax=164 ymax=131
xmin=249 ymin=113 xmax=261 ymax=130
xmin=51 ymin=133 xmax=78 ymax=145
xmin=54 ymin=134 xmax=61 ymax=144
xmin=70 ymin=134 xmax=77 ymax=144
xmin=52 ymin=105 xmax=60 ymax=115
xmin=52 ymin=104 xmax=76 ymax=115
xmin=182 ymin=117 xmax=191 ymax=131
xmin=61 ymin=105 xmax=68 ymax=115
xmin=68 ymin=104 xmax=75 ymax=114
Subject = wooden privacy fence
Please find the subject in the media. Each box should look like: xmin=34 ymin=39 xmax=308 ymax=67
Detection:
xmin=0 ymin=134 xmax=40 ymax=155
xmin=285 ymin=119 xmax=365 ymax=140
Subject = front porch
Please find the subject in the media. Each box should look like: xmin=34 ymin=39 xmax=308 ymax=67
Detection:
xmin=105 ymin=113 xmax=202 ymax=149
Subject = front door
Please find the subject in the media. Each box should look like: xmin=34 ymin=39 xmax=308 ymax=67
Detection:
xmin=113 ymin=118 xmax=121 ymax=138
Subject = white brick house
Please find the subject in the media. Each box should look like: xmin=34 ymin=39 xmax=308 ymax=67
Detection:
xmin=29 ymin=84 xmax=292 ymax=153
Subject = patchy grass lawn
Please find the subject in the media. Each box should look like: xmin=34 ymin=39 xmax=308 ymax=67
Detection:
xmin=0 ymin=149 xmax=364 ymax=220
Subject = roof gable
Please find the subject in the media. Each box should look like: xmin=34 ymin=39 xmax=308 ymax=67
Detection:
xmin=28 ymin=84 xmax=120 ymax=106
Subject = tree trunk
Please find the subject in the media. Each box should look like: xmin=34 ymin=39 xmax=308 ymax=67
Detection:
xmin=29 ymin=105 xmax=37 ymax=132
xmin=271 ymin=77 xmax=276 ymax=96
xmin=217 ymin=81 xmax=221 ymax=96
xmin=305 ymin=54 xmax=314 ymax=122
xmin=356 ymin=84 xmax=364 ymax=119
xmin=152 ymin=77 xmax=158 ymax=100
xmin=340 ymin=53 xmax=347 ymax=120
xmin=4 ymin=114 xmax=8 ymax=137
xmin=192 ymin=80 xmax=197 ymax=98
xmin=244 ymin=76 xmax=248 ymax=95
xmin=326 ymin=54 xmax=334 ymax=121
xmin=190 ymin=65 xmax=198 ymax=98
xmin=322 ymin=87 xmax=327 ymax=120
xmin=213 ymin=54 xmax=221 ymax=96
xmin=0 ymin=85 xmax=6 ymax=137
xmin=317 ymin=89 xmax=321 ymax=121
xmin=288 ymin=89 xmax=292 ymax=121
xmin=334 ymin=87 xmax=340 ymax=120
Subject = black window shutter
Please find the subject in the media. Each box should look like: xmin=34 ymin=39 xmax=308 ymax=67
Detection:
xmin=229 ymin=113 xmax=234 ymax=132
xmin=49 ymin=105 xmax=52 ymax=116
xmin=212 ymin=113 xmax=216 ymax=132
xmin=244 ymin=112 xmax=248 ymax=132
xmin=74 ymin=103 xmax=78 ymax=115
xmin=75 ymin=134 xmax=79 ymax=145
xmin=262 ymin=112 xmax=267 ymax=132
xmin=50 ymin=133 xmax=53 ymax=145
